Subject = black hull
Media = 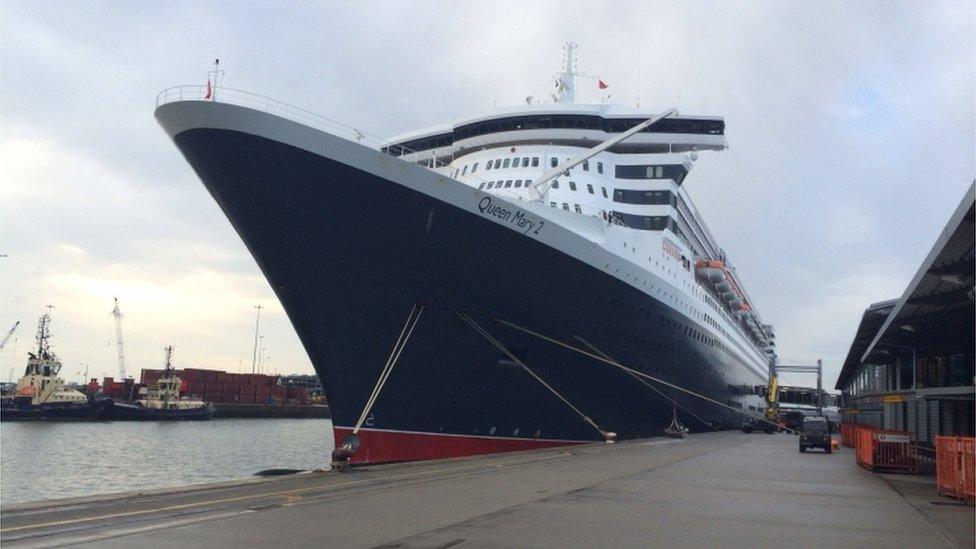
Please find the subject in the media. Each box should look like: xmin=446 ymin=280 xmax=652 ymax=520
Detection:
xmin=103 ymin=402 xmax=215 ymax=421
xmin=158 ymin=101 xmax=767 ymax=463
xmin=0 ymin=398 xmax=112 ymax=422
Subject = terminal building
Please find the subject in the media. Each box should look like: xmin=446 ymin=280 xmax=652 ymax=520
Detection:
xmin=835 ymin=181 xmax=974 ymax=445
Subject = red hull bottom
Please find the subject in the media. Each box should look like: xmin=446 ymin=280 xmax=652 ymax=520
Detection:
xmin=333 ymin=427 xmax=590 ymax=465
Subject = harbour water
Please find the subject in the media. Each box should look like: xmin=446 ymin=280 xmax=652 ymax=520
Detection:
xmin=0 ymin=419 xmax=334 ymax=507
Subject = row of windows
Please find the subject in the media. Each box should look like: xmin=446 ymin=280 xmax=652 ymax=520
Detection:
xmin=478 ymin=179 xmax=533 ymax=190
xmin=455 ymin=156 xmax=541 ymax=178
xmin=582 ymin=289 xmax=749 ymax=376
xmin=549 ymin=157 xmax=605 ymax=174
xmin=613 ymin=189 xmax=676 ymax=206
xmin=549 ymin=179 xmax=608 ymax=198
xmin=488 ymin=156 xmax=540 ymax=170
xmin=611 ymin=212 xmax=679 ymax=232
xmin=384 ymin=115 xmax=725 ymax=156
xmin=615 ymin=164 xmax=689 ymax=184
xmin=549 ymin=202 xmax=584 ymax=214
xmin=457 ymin=157 xmax=686 ymax=188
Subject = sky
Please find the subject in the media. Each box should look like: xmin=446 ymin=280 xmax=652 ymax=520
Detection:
xmin=1 ymin=1 xmax=973 ymax=388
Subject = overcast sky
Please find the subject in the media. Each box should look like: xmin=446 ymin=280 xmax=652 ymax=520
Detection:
xmin=1 ymin=1 xmax=973 ymax=388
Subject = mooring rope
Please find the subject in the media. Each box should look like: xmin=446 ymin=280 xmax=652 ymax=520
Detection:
xmin=456 ymin=311 xmax=609 ymax=440
xmin=492 ymin=317 xmax=786 ymax=431
xmin=352 ymin=303 xmax=425 ymax=434
xmin=573 ymin=334 xmax=713 ymax=429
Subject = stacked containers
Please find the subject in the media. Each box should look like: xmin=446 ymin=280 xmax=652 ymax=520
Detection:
xmin=139 ymin=368 xmax=285 ymax=404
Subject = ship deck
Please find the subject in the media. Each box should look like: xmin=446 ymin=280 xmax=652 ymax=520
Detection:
xmin=2 ymin=432 xmax=971 ymax=548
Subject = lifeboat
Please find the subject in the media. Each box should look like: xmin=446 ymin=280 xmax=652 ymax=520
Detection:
xmin=696 ymin=258 xmax=755 ymax=319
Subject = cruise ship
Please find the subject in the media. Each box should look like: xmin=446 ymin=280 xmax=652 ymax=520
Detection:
xmin=155 ymin=45 xmax=776 ymax=464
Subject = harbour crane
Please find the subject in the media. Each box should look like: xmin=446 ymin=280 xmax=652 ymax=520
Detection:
xmin=0 ymin=321 xmax=20 ymax=349
xmin=112 ymin=298 xmax=127 ymax=380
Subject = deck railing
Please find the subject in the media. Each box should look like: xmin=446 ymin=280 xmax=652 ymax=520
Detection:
xmin=155 ymin=84 xmax=398 ymax=151
xmin=154 ymin=85 xmax=540 ymax=197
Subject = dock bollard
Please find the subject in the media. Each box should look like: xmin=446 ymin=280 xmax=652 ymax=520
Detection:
xmin=331 ymin=433 xmax=360 ymax=471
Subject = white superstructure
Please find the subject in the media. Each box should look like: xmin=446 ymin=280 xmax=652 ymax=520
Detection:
xmin=15 ymin=313 xmax=88 ymax=406
xmin=384 ymin=44 xmax=776 ymax=381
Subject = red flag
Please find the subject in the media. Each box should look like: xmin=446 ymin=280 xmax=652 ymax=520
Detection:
xmin=204 ymin=78 xmax=212 ymax=100
xmin=598 ymin=79 xmax=609 ymax=90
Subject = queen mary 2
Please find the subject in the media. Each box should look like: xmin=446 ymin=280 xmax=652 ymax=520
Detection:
xmin=155 ymin=44 xmax=776 ymax=465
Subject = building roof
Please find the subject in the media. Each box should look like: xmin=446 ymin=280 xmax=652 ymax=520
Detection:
xmin=834 ymin=181 xmax=975 ymax=391
xmin=834 ymin=299 xmax=898 ymax=390
xmin=836 ymin=181 xmax=975 ymax=389
xmin=862 ymin=181 xmax=975 ymax=362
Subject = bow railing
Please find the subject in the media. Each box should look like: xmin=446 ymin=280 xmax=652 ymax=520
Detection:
xmin=155 ymin=85 xmax=431 ymax=161
xmin=154 ymin=85 xmax=551 ymax=203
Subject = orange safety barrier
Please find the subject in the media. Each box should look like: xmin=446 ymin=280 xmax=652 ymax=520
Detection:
xmin=935 ymin=436 xmax=975 ymax=502
xmin=855 ymin=426 xmax=918 ymax=474
xmin=840 ymin=422 xmax=871 ymax=448
xmin=840 ymin=423 xmax=858 ymax=448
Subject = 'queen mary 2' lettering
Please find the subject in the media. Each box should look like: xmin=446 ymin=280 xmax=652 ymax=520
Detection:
xmin=478 ymin=196 xmax=544 ymax=235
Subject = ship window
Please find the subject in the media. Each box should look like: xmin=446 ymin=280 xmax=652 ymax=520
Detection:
xmin=486 ymin=160 xmax=493 ymax=170
xmin=550 ymin=201 xmax=557 ymax=207
xmin=472 ymin=162 xmax=479 ymax=173
xmin=612 ymin=212 xmax=673 ymax=231
xmin=532 ymin=157 xmax=540 ymax=167
xmin=550 ymin=157 xmax=558 ymax=168
xmin=597 ymin=162 xmax=604 ymax=174
xmin=569 ymin=181 xmax=577 ymax=191
xmin=503 ymin=159 xmax=511 ymax=168
xmin=486 ymin=182 xmax=494 ymax=189
xmin=601 ymin=187 xmax=608 ymax=198
xmin=479 ymin=182 xmax=486 ymax=190
xmin=562 ymin=203 xmax=570 ymax=210
xmin=462 ymin=166 xmax=468 ymax=175
xmin=522 ymin=157 xmax=530 ymax=167
xmin=552 ymin=180 xmax=559 ymax=189
xmin=515 ymin=180 xmax=523 ymax=187
xmin=614 ymin=164 xmax=688 ymax=182
xmin=526 ymin=179 xmax=533 ymax=186
xmin=583 ymin=160 xmax=589 ymax=171
xmin=587 ymin=184 xmax=594 ymax=194
xmin=574 ymin=204 xmax=582 ymax=213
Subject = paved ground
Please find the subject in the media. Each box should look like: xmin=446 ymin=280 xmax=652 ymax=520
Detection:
xmin=2 ymin=432 xmax=972 ymax=548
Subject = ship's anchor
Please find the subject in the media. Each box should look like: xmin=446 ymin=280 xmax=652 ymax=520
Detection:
xmin=331 ymin=303 xmax=425 ymax=471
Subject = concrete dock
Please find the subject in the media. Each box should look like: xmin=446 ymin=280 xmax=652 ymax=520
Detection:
xmin=2 ymin=432 xmax=972 ymax=548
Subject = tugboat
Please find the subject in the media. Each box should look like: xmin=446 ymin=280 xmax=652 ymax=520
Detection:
xmin=0 ymin=311 xmax=112 ymax=421
xmin=104 ymin=346 xmax=215 ymax=420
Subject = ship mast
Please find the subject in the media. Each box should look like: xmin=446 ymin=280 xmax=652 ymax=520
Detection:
xmin=29 ymin=306 xmax=60 ymax=376
xmin=163 ymin=345 xmax=174 ymax=377
xmin=554 ymin=42 xmax=578 ymax=103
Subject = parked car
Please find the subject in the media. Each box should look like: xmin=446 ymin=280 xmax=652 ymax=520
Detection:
xmin=799 ymin=416 xmax=832 ymax=453
xmin=741 ymin=417 xmax=776 ymax=434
